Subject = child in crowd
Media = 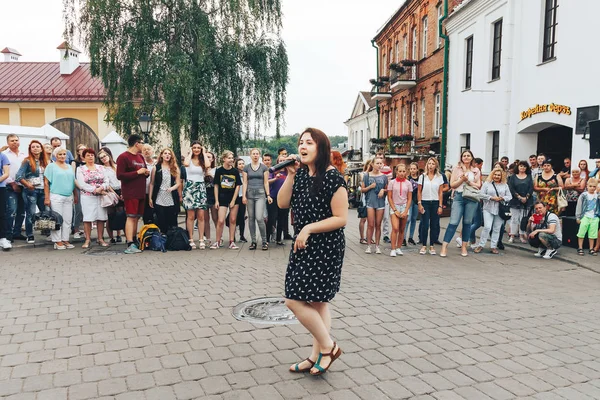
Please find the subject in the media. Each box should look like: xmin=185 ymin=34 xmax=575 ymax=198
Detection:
xmin=387 ymin=163 xmax=412 ymax=256
xmin=575 ymin=178 xmax=600 ymax=255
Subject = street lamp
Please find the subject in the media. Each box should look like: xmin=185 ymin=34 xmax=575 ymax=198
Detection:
xmin=138 ymin=112 xmax=152 ymax=143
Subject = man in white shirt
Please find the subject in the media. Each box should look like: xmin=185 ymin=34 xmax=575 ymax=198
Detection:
xmin=528 ymin=201 xmax=562 ymax=259
xmin=1 ymin=134 xmax=27 ymax=242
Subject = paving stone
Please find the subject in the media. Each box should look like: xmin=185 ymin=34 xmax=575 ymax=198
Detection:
xmin=375 ymin=380 xmax=413 ymax=399
xmin=98 ymin=377 xmax=127 ymax=396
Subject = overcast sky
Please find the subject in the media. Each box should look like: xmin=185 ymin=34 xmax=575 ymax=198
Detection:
xmin=1 ymin=0 xmax=402 ymax=138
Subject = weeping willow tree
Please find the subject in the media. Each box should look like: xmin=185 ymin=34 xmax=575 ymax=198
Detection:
xmin=63 ymin=0 xmax=289 ymax=157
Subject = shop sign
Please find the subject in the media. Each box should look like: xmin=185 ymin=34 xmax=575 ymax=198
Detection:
xmin=520 ymin=103 xmax=571 ymax=121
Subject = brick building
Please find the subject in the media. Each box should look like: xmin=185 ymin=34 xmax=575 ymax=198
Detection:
xmin=372 ymin=0 xmax=462 ymax=167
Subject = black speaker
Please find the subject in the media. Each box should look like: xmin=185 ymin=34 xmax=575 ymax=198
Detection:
xmin=589 ymin=119 xmax=600 ymax=158
xmin=562 ymin=216 xmax=589 ymax=249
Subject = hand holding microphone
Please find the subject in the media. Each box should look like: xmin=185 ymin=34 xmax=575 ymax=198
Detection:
xmin=269 ymin=155 xmax=301 ymax=174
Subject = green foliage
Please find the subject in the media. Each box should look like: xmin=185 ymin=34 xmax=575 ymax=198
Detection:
xmin=63 ymin=0 xmax=289 ymax=158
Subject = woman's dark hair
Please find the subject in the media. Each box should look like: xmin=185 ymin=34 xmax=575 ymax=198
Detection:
xmin=207 ymin=152 xmax=216 ymax=169
xmin=299 ymin=128 xmax=332 ymax=195
xmin=517 ymin=160 xmax=531 ymax=175
xmin=99 ymin=146 xmax=113 ymax=158
xmin=235 ymin=158 xmax=245 ymax=169
xmin=190 ymin=141 xmax=205 ymax=169
xmin=459 ymin=150 xmax=475 ymax=166
xmin=82 ymin=148 xmax=96 ymax=158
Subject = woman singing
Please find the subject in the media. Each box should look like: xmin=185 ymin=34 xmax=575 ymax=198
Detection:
xmin=279 ymin=128 xmax=347 ymax=376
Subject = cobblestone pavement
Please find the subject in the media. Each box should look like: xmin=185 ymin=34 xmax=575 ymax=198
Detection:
xmin=1 ymin=211 xmax=600 ymax=399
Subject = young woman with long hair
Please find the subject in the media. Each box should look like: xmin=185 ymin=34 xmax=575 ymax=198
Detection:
xmin=235 ymin=158 xmax=247 ymax=243
xmin=16 ymin=140 xmax=49 ymax=244
xmin=76 ymin=148 xmax=110 ymax=248
xmin=417 ymin=157 xmax=445 ymax=255
xmin=44 ymin=147 xmax=78 ymax=249
xmin=404 ymin=162 xmax=420 ymax=246
xmin=361 ymin=157 xmax=387 ymax=254
xmin=440 ymin=150 xmax=482 ymax=257
xmin=358 ymin=159 xmax=373 ymax=245
xmin=579 ymin=160 xmax=590 ymax=182
xmin=149 ymin=148 xmax=181 ymax=234
xmin=279 ymin=128 xmax=347 ymax=376
xmin=98 ymin=150 xmax=123 ymax=243
xmin=330 ymin=150 xmax=347 ymax=176
xmin=203 ymin=151 xmax=218 ymax=243
xmin=387 ymin=163 xmax=412 ymax=256
xmin=212 ymin=151 xmax=242 ymax=249
xmin=182 ymin=141 xmax=208 ymax=249
xmin=508 ymin=161 xmax=533 ymax=244
xmin=474 ymin=167 xmax=512 ymax=254
xmin=242 ymin=148 xmax=272 ymax=250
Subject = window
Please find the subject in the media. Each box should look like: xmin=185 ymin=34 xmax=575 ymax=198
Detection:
xmin=420 ymin=98 xmax=426 ymax=138
xmin=461 ymin=133 xmax=471 ymax=153
xmin=434 ymin=93 xmax=441 ymax=137
xmin=422 ymin=16 xmax=428 ymax=58
xmin=403 ymin=35 xmax=408 ymax=60
xmin=395 ymin=41 xmax=400 ymax=63
xmin=491 ymin=19 xmax=503 ymax=80
xmin=491 ymin=131 xmax=500 ymax=165
xmin=395 ymin=108 xmax=399 ymax=136
xmin=543 ymin=0 xmax=558 ymax=61
xmin=411 ymin=102 xmax=417 ymax=135
xmin=465 ymin=36 xmax=474 ymax=89
xmin=382 ymin=53 xmax=387 ymax=76
xmin=437 ymin=5 xmax=443 ymax=48
xmin=412 ymin=27 xmax=418 ymax=60
xmin=402 ymin=106 xmax=407 ymax=135
xmin=387 ymin=111 xmax=391 ymax=137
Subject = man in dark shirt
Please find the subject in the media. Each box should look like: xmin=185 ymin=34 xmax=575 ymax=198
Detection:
xmin=116 ymin=134 xmax=148 ymax=254
xmin=558 ymin=157 xmax=571 ymax=180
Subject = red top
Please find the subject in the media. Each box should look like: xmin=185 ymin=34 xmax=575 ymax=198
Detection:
xmin=116 ymin=151 xmax=147 ymax=200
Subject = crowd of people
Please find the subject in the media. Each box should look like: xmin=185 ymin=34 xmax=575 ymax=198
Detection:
xmin=358 ymin=151 xmax=600 ymax=259
xmin=0 ymin=133 xmax=334 ymax=254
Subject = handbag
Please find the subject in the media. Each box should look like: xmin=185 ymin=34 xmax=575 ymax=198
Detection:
xmin=357 ymin=172 xmax=369 ymax=218
xmin=101 ymin=191 xmax=119 ymax=207
xmin=33 ymin=206 xmax=63 ymax=231
xmin=520 ymin=206 xmax=533 ymax=232
xmin=492 ymin=182 xmax=512 ymax=221
xmin=462 ymin=183 xmax=481 ymax=202
xmin=557 ymin=188 xmax=568 ymax=209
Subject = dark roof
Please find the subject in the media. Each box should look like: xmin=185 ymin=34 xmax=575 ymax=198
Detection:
xmin=1 ymin=47 xmax=21 ymax=56
xmin=0 ymin=62 xmax=105 ymax=102
xmin=360 ymin=91 xmax=377 ymax=109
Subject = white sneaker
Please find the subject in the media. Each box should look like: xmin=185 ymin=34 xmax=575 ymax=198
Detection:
xmin=470 ymin=243 xmax=478 ymax=249
xmin=534 ymin=248 xmax=544 ymax=257
xmin=455 ymin=237 xmax=463 ymax=248
xmin=508 ymin=236 xmax=514 ymax=243
xmin=73 ymin=232 xmax=82 ymax=239
xmin=396 ymin=248 xmax=403 ymax=256
xmin=543 ymin=249 xmax=557 ymax=259
xmin=390 ymin=249 xmax=397 ymax=257
xmin=375 ymin=246 xmax=382 ymax=254
xmin=365 ymin=246 xmax=372 ymax=254
xmin=0 ymin=238 xmax=12 ymax=249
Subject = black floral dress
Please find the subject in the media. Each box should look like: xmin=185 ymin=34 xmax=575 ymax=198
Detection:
xmin=285 ymin=168 xmax=347 ymax=302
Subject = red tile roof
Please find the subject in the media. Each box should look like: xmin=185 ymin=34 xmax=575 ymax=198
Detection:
xmin=0 ymin=62 xmax=105 ymax=102
xmin=1 ymin=47 xmax=22 ymax=56
xmin=56 ymin=41 xmax=81 ymax=52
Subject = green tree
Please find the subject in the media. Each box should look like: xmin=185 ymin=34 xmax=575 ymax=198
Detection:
xmin=63 ymin=0 xmax=289 ymax=158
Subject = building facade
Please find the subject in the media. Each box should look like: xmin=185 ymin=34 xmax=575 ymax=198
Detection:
xmin=0 ymin=43 xmax=115 ymax=155
xmin=446 ymin=0 xmax=599 ymax=173
xmin=371 ymin=0 xmax=463 ymax=166
xmin=344 ymin=91 xmax=378 ymax=163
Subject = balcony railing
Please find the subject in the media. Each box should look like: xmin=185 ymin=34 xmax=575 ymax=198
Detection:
xmin=390 ymin=65 xmax=417 ymax=91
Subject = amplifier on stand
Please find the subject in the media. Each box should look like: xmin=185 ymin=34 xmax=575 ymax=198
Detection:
xmin=561 ymin=216 xmax=589 ymax=249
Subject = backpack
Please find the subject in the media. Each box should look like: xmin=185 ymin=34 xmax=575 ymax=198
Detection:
xmin=138 ymin=224 xmax=160 ymax=251
xmin=148 ymin=232 xmax=167 ymax=252
xmin=166 ymin=227 xmax=192 ymax=251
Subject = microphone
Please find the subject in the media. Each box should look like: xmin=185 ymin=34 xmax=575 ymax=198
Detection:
xmin=269 ymin=156 xmax=300 ymax=173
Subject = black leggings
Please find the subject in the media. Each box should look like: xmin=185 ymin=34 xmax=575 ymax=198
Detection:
xmin=154 ymin=204 xmax=178 ymax=233
xmin=236 ymin=202 xmax=246 ymax=238
xmin=267 ymin=196 xmax=289 ymax=241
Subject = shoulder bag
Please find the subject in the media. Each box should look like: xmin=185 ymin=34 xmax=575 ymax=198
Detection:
xmin=357 ymin=173 xmax=368 ymax=218
xmin=101 ymin=191 xmax=120 ymax=207
xmin=557 ymin=188 xmax=568 ymax=209
xmin=462 ymin=183 xmax=481 ymax=202
xmin=492 ymin=182 xmax=512 ymax=221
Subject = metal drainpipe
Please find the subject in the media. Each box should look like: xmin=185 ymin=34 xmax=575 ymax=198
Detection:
xmin=371 ymin=39 xmax=380 ymax=140
xmin=439 ymin=0 xmax=449 ymax=168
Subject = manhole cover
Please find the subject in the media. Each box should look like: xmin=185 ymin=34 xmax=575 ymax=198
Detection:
xmin=85 ymin=248 xmax=124 ymax=256
xmin=232 ymin=297 xmax=298 ymax=325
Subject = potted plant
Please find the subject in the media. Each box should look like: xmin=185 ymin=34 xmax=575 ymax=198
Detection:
xmin=400 ymin=59 xmax=417 ymax=66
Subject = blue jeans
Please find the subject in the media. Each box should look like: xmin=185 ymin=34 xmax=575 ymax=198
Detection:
xmin=443 ymin=192 xmax=478 ymax=243
xmin=22 ymin=188 xmax=45 ymax=237
xmin=478 ymin=210 xmax=504 ymax=249
xmin=6 ymin=186 xmax=25 ymax=239
xmin=419 ymin=200 xmax=441 ymax=246
xmin=404 ymin=202 xmax=419 ymax=240
xmin=469 ymin=202 xmax=482 ymax=243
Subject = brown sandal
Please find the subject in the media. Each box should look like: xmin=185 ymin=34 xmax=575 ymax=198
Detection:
xmin=290 ymin=358 xmax=316 ymax=373
xmin=310 ymin=342 xmax=342 ymax=376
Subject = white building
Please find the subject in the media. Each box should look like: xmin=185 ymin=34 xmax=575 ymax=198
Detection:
xmin=446 ymin=0 xmax=599 ymax=173
xmin=345 ymin=91 xmax=378 ymax=162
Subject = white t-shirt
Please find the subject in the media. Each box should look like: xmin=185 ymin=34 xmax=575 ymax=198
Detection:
xmin=3 ymin=149 xmax=26 ymax=185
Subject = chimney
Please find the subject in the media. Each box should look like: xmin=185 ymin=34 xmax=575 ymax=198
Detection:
xmin=56 ymin=41 xmax=81 ymax=75
xmin=1 ymin=47 xmax=22 ymax=62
